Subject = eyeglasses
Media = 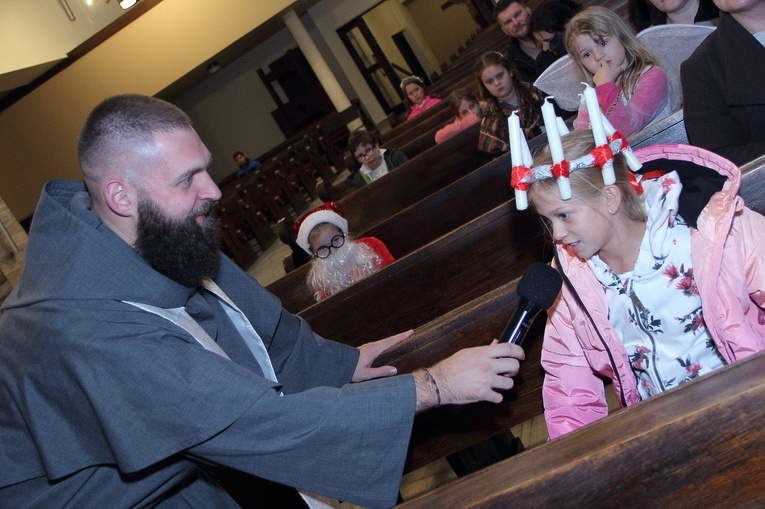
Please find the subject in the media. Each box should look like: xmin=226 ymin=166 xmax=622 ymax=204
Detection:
xmin=314 ymin=234 xmax=345 ymax=259
xmin=355 ymin=146 xmax=376 ymax=162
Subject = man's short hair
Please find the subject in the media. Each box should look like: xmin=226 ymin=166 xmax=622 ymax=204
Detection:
xmin=233 ymin=151 xmax=245 ymax=160
xmin=347 ymin=129 xmax=379 ymax=153
xmin=78 ymin=94 xmax=192 ymax=180
xmin=494 ymin=0 xmax=526 ymax=20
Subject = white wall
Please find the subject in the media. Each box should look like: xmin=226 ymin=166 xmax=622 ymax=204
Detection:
xmin=0 ymin=0 xmax=127 ymax=76
xmin=174 ymin=11 xmax=360 ymax=184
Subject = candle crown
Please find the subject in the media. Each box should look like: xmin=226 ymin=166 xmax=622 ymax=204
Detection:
xmin=510 ymin=84 xmax=642 ymax=210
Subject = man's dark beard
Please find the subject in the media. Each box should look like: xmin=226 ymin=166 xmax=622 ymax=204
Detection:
xmin=135 ymin=198 xmax=221 ymax=287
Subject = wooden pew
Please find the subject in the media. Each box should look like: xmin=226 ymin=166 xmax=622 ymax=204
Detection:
xmin=384 ymin=104 xmax=455 ymax=151
xmin=629 ymin=108 xmax=687 ymax=147
xmin=267 ymin=148 xmax=515 ymax=312
xmin=298 ymin=200 xmax=549 ymax=344
xmin=397 ymin=349 xmax=765 ymax=508
xmin=382 ymin=99 xmax=452 ymax=144
xmin=339 ymin=123 xmax=492 ymax=232
xmin=267 ymin=124 xmax=493 ymax=309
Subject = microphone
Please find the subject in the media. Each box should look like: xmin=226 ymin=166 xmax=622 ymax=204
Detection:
xmin=498 ymin=262 xmax=563 ymax=347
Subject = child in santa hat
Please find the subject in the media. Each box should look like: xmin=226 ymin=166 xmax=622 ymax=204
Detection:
xmin=294 ymin=202 xmax=395 ymax=301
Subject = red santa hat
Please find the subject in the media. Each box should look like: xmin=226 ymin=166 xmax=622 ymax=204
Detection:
xmin=294 ymin=202 xmax=349 ymax=255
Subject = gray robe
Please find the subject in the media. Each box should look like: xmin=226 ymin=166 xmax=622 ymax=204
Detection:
xmin=0 ymin=180 xmax=415 ymax=508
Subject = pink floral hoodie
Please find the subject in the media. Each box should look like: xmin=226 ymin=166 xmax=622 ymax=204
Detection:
xmin=542 ymin=143 xmax=765 ymax=439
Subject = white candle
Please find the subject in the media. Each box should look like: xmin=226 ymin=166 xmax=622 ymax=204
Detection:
xmin=508 ymin=112 xmax=522 ymax=168
xmin=508 ymin=112 xmax=528 ymax=210
xmin=600 ymin=113 xmax=642 ymax=171
xmin=521 ymin=134 xmax=533 ymax=168
xmin=556 ymin=116 xmax=570 ymax=135
xmin=542 ymin=97 xmax=571 ymax=199
xmin=542 ymin=97 xmax=563 ymax=163
xmin=582 ymin=83 xmax=607 ymax=147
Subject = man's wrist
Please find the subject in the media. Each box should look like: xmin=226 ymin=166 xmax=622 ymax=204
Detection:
xmin=414 ymin=367 xmax=440 ymax=412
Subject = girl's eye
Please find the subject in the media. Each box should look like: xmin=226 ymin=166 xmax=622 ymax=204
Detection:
xmin=558 ymin=213 xmax=569 ymax=220
xmin=582 ymin=52 xmax=591 ymax=58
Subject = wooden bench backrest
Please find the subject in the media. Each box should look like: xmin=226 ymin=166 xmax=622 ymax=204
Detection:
xmin=398 ymin=349 xmax=765 ymax=508
xmin=338 ymin=122 xmax=492 ymax=232
xmin=298 ymin=202 xmax=549 ymax=344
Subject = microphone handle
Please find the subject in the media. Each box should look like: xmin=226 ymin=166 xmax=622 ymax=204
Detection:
xmin=498 ymin=302 xmax=541 ymax=347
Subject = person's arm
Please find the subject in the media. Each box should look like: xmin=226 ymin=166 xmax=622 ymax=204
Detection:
xmin=573 ymin=101 xmax=590 ymax=131
xmin=358 ymin=236 xmax=395 ymax=267
xmin=435 ymin=115 xmax=480 ymax=144
xmin=412 ymin=341 xmax=524 ymax=412
xmin=682 ymin=51 xmax=765 ymax=166
xmin=188 ymin=374 xmax=417 ymax=509
xmin=477 ymin=114 xmax=510 ymax=154
xmin=599 ymin=66 xmax=669 ymax=137
xmin=541 ymin=294 xmax=610 ymax=439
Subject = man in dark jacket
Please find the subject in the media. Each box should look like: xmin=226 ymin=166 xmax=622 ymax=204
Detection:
xmin=681 ymin=1 xmax=765 ymax=166
xmin=494 ymin=0 xmax=541 ymax=83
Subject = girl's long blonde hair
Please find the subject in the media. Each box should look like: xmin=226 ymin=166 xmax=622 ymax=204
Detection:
xmin=564 ymin=6 xmax=659 ymax=99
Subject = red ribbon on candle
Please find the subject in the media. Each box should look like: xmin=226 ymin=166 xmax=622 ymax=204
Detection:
xmin=608 ymin=131 xmax=629 ymax=151
xmin=590 ymin=144 xmax=614 ymax=168
xmin=627 ymin=172 xmax=643 ymax=195
xmin=628 ymin=170 xmax=668 ymax=195
xmin=551 ymin=160 xmax=571 ymax=180
xmin=511 ymin=165 xmax=533 ymax=191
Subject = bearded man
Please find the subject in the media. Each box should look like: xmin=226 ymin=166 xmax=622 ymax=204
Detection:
xmin=0 ymin=94 xmax=525 ymax=508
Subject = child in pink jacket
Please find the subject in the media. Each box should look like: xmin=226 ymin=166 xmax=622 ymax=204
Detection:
xmin=434 ymin=89 xmax=483 ymax=144
xmin=524 ymin=130 xmax=765 ymax=439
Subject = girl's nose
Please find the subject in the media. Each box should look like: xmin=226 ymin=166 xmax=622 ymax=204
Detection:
xmin=553 ymin=225 xmax=566 ymax=241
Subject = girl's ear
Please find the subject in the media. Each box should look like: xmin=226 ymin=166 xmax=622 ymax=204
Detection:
xmin=603 ymin=184 xmax=622 ymax=215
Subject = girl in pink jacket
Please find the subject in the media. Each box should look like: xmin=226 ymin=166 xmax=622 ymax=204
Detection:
xmin=401 ymin=76 xmax=441 ymax=121
xmin=525 ymin=130 xmax=765 ymax=439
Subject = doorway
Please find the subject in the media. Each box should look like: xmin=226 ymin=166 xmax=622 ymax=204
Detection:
xmin=337 ymin=17 xmax=408 ymax=117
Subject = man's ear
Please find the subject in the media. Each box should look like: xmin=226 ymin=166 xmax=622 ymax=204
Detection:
xmin=103 ymin=179 xmax=136 ymax=218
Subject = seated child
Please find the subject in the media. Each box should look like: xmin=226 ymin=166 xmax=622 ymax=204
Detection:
xmin=295 ymin=202 xmax=395 ymax=302
xmin=401 ymin=76 xmax=441 ymax=120
xmin=435 ymin=89 xmax=483 ymax=144
xmin=512 ymin=129 xmax=765 ymax=439
xmin=346 ymin=129 xmax=409 ymax=187
xmin=565 ymin=6 xmax=671 ymax=137
xmin=475 ymin=51 xmax=546 ymax=154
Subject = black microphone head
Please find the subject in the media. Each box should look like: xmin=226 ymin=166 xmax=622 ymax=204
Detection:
xmin=517 ymin=262 xmax=563 ymax=310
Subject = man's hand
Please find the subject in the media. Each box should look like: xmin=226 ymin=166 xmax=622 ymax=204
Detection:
xmin=352 ymin=330 xmax=414 ymax=382
xmin=414 ymin=340 xmax=525 ymax=412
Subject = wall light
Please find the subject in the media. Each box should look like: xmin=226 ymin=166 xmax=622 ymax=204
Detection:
xmin=119 ymin=0 xmax=137 ymax=8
